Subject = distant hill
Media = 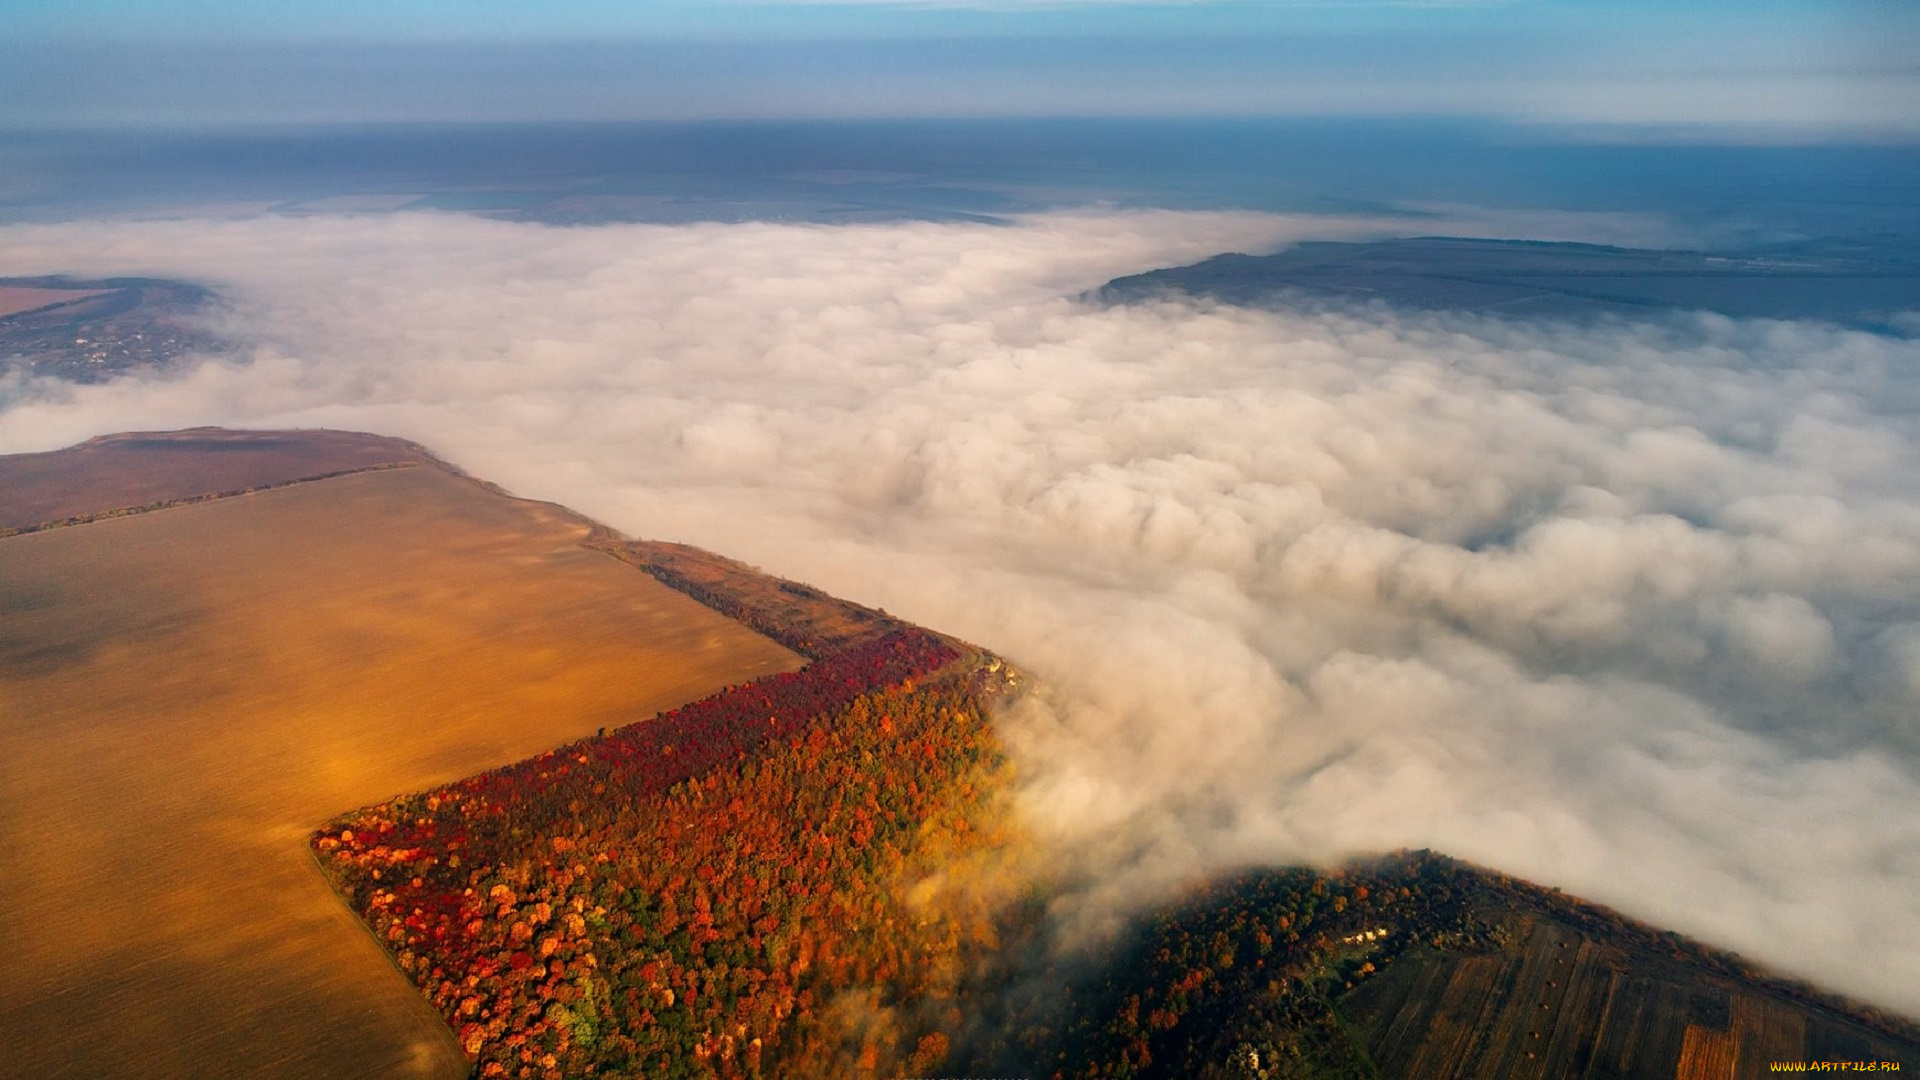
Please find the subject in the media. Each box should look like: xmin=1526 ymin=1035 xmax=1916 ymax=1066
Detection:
xmin=1097 ymin=237 xmax=1920 ymax=331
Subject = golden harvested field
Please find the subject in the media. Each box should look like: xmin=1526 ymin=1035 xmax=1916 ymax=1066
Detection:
xmin=0 ymin=285 xmax=109 ymax=318
xmin=0 ymin=460 xmax=804 ymax=1080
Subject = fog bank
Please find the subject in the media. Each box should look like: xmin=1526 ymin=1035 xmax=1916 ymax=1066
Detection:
xmin=3 ymin=210 xmax=1918 ymax=1014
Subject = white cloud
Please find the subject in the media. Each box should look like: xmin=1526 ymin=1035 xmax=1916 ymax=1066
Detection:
xmin=4 ymin=209 xmax=1920 ymax=1017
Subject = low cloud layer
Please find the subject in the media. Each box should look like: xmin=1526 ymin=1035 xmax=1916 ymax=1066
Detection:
xmin=4 ymin=210 xmax=1919 ymax=1015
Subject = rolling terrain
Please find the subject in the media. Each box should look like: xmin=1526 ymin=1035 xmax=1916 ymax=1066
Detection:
xmin=1097 ymin=237 xmax=1920 ymax=330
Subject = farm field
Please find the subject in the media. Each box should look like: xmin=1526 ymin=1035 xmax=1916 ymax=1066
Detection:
xmin=0 ymin=285 xmax=110 ymax=318
xmin=1339 ymin=913 xmax=1916 ymax=1079
xmin=0 ymin=454 xmax=804 ymax=1080
xmin=982 ymin=853 xmax=1918 ymax=1080
xmin=0 ymin=427 xmax=434 ymax=533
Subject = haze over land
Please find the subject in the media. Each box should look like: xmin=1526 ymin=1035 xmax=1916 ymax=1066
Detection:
xmin=3 ymin=0 xmax=1914 ymax=134
xmin=4 ymin=202 xmax=1920 ymax=1020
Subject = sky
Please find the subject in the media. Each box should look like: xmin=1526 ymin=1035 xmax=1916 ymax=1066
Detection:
xmin=0 ymin=0 xmax=1914 ymax=132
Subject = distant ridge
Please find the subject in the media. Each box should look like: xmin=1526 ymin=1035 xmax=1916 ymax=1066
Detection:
xmin=1098 ymin=236 xmax=1920 ymax=330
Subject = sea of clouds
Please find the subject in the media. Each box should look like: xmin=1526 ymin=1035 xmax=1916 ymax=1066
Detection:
xmin=3 ymin=210 xmax=1918 ymax=1014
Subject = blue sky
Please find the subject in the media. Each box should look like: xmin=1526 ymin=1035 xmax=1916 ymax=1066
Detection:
xmin=0 ymin=0 xmax=1912 ymax=132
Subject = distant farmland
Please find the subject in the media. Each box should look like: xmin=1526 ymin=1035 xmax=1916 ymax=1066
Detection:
xmin=0 ymin=285 xmax=110 ymax=319
xmin=0 ymin=440 xmax=804 ymax=1080
xmin=1342 ymin=912 xmax=1916 ymax=1079
xmin=0 ymin=427 xmax=437 ymax=534
xmin=966 ymin=852 xmax=1918 ymax=1079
